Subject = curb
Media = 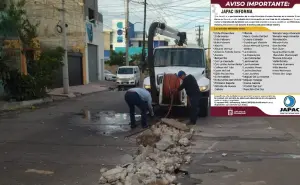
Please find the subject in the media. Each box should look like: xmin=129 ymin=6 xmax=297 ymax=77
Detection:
xmin=0 ymin=97 xmax=53 ymax=111
xmin=0 ymin=86 xmax=114 ymax=112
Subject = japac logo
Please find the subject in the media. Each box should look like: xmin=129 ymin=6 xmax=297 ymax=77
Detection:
xmin=280 ymin=95 xmax=299 ymax=114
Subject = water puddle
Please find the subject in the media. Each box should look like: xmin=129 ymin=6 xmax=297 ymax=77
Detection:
xmin=70 ymin=110 xmax=141 ymax=136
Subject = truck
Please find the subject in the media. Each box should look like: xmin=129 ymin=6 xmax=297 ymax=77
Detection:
xmin=142 ymin=22 xmax=210 ymax=117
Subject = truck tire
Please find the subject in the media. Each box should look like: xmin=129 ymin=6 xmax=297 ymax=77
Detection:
xmin=198 ymin=97 xmax=209 ymax=117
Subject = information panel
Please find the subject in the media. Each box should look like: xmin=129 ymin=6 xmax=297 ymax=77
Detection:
xmin=210 ymin=0 xmax=300 ymax=116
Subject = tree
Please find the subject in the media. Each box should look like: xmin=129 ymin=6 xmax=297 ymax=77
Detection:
xmin=0 ymin=0 xmax=39 ymax=61
xmin=130 ymin=53 xmax=142 ymax=65
xmin=108 ymin=51 xmax=125 ymax=66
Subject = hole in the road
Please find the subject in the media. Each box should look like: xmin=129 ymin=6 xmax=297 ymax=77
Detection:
xmin=70 ymin=110 xmax=141 ymax=136
xmin=174 ymin=168 xmax=189 ymax=175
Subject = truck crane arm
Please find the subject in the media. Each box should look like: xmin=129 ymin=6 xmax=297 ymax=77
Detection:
xmin=147 ymin=22 xmax=187 ymax=103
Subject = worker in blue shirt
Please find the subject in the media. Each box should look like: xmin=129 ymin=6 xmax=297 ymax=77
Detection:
xmin=124 ymin=87 xmax=154 ymax=129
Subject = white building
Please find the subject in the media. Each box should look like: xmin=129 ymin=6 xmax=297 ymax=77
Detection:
xmin=84 ymin=0 xmax=105 ymax=83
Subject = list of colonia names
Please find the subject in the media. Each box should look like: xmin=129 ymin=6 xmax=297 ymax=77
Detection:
xmin=210 ymin=0 xmax=300 ymax=116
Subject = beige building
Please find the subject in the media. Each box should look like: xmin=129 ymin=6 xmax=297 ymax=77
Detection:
xmin=24 ymin=0 xmax=86 ymax=50
xmin=103 ymin=29 xmax=112 ymax=50
xmin=2 ymin=0 xmax=105 ymax=85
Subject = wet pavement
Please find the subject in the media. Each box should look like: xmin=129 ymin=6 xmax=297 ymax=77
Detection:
xmin=1 ymin=91 xmax=300 ymax=185
xmin=70 ymin=110 xmax=141 ymax=136
xmin=0 ymin=91 xmax=144 ymax=185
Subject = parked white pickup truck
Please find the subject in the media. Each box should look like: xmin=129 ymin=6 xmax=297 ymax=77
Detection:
xmin=142 ymin=45 xmax=210 ymax=117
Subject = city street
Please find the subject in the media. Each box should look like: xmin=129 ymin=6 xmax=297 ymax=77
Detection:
xmin=1 ymin=91 xmax=300 ymax=185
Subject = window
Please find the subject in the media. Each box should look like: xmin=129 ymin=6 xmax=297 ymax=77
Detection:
xmin=138 ymin=41 xmax=142 ymax=47
xmin=154 ymin=48 xmax=205 ymax=67
xmin=0 ymin=1 xmax=7 ymax=10
xmin=118 ymin=68 xmax=133 ymax=74
xmin=88 ymin=8 xmax=95 ymax=22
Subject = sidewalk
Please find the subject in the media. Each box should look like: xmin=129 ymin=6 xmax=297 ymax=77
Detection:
xmin=48 ymin=81 xmax=115 ymax=97
xmin=0 ymin=81 xmax=116 ymax=111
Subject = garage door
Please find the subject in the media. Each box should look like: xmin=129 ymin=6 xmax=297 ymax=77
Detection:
xmin=88 ymin=44 xmax=98 ymax=82
xmin=52 ymin=52 xmax=83 ymax=88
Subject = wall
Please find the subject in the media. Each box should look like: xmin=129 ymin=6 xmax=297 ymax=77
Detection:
xmin=85 ymin=20 xmax=104 ymax=82
xmin=24 ymin=0 xmax=85 ymax=50
xmin=103 ymin=31 xmax=112 ymax=50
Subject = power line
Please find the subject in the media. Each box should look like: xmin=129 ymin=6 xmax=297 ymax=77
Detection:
xmin=155 ymin=0 xmax=200 ymax=7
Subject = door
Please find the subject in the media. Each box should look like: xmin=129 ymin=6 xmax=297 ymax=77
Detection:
xmin=52 ymin=52 xmax=83 ymax=88
xmin=88 ymin=44 xmax=98 ymax=82
xmin=68 ymin=54 xmax=83 ymax=86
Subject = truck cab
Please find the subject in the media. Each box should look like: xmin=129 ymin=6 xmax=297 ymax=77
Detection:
xmin=142 ymin=45 xmax=210 ymax=117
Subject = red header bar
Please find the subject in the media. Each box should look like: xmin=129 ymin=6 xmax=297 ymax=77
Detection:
xmin=211 ymin=0 xmax=300 ymax=8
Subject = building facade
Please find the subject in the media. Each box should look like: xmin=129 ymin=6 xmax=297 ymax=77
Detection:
xmin=21 ymin=0 xmax=104 ymax=85
xmin=104 ymin=19 xmax=169 ymax=61
xmin=84 ymin=0 xmax=104 ymax=83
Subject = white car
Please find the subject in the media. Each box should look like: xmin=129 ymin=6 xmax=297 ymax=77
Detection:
xmin=104 ymin=70 xmax=116 ymax=81
xmin=116 ymin=66 xmax=141 ymax=87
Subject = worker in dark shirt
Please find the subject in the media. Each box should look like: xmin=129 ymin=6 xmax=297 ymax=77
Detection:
xmin=176 ymin=70 xmax=201 ymax=125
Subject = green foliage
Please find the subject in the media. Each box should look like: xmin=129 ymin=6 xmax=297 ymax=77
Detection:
xmin=130 ymin=53 xmax=142 ymax=64
xmin=0 ymin=0 xmax=56 ymax=101
xmin=1 ymin=47 xmax=64 ymax=101
xmin=27 ymin=47 xmax=64 ymax=88
xmin=2 ymin=69 xmax=38 ymax=101
xmin=0 ymin=0 xmax=39 ymax=46
xmin=107 ymin=51 xmax=125 ymax=66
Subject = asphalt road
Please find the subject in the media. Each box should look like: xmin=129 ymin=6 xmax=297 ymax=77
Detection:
xmin=1 ymin=91 xmax=300 ymax=185
xmin=0 ymin=91 xmax=138 ymax=185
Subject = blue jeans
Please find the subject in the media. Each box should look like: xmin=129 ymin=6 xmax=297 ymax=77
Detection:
xmin=189 ymin=96 xmax=200 ymax=124
xmin=125 ymin=91 xmax=148 ymax=127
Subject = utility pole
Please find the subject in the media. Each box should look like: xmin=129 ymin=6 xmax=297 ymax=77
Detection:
xmin=125 ymin=0 xmax=129 ymax=66
xmin=195 ymin=25 xmax=204 ymax=48
xmin=141 ymin=0 xmax=147 ymax=65
xmin=61 ymin=0 xmax=69 ymax=94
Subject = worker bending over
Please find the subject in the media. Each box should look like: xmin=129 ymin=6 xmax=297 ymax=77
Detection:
xmin=124 ymin=87 xmax=154 ymax=129
xmin=175 ymin=70 xmax=201 ymax=125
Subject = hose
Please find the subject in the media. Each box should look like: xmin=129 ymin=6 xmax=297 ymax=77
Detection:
xmin=162 ymin=74 xmax=181 ymax=118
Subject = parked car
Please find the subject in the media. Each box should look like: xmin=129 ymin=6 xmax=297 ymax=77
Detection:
xmin=116 ymin=66 xmax=140 ymax=88
xmin=104 ymin=70 xmax=116 ymax=81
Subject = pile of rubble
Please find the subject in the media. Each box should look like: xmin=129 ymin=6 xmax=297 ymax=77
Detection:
xmin=99 ymin=118 xmax=194 ymax=185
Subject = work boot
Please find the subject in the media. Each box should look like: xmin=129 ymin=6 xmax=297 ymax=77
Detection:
xmin=130 ymin=124 xmax=137 ymax=129
xmin=187 ymin=121 xmax=196 ymax=125
xmin=142 ymin=124 xmax=149 ymax=129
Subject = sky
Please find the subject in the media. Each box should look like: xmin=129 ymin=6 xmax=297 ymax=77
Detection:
xmin=98 ymin=0 xmax=210 ymax=47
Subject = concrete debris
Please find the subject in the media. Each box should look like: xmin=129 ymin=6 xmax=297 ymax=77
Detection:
xmin=178 ymin=138 xmax=190 ymax=146
xmin=222 ymin=153 xmax=228 ymax=157
xmin=155 ymin=135 xmax=174 ymax=151
xmin=99 ymin=120 xmax=194 ymax=185
xmin=100 ymin=168 xmax=108 ymax=173
xmin=160 ymin=118 xmax=190 ymax=131
xmin=137 ymin=129 xmax=160 ymax=147
xmin=120 ymin=154 xmax=134 ymax=164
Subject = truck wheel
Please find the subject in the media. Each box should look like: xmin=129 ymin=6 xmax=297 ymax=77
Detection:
xmin=198 ymin=97 xmax=209 ymax=117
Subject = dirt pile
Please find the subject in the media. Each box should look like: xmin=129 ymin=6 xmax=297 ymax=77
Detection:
xmin=99 ymin=120 xmax=194 ymax=185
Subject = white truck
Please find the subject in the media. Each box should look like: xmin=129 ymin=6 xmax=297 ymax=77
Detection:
xmin=142 ymin=45 xmax=210 ymax=117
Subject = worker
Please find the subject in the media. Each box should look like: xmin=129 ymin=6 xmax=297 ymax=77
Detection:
xmin=124 ymin=87 xmax=154 ymax=129
xmin=175 ymin=70 xmax=201 ymax=125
